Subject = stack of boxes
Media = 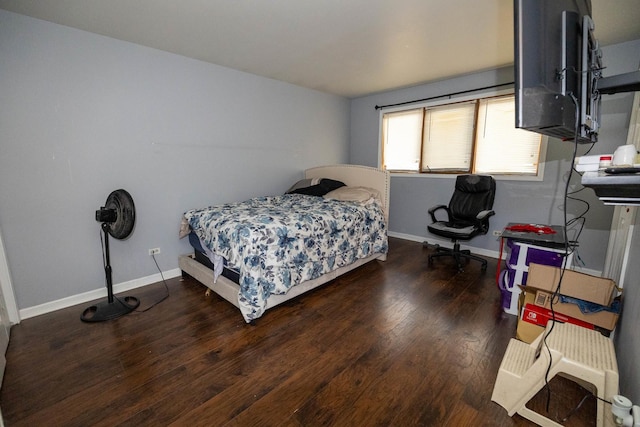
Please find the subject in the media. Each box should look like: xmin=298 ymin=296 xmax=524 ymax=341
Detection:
xmin=498 ymin=237 xmax=621 ymax=342
xmin=499 ymin=240 xmax=572 ymax=315
xmin=516 ymin=263 xmax=621 ymax=343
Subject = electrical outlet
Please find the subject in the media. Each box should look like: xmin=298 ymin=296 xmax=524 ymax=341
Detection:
xmin=148 ymin=248 xmax=161 ymax=256
xmin=492 ymin=230 xmax=502 ymax=237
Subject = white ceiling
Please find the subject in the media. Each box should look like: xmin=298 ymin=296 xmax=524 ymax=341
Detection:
xmin=1 ymin=0 xmax=639 ymax=98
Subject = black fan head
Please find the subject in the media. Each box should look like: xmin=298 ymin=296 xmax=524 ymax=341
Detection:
xmin=97 ymin=189 xmax=135 ymax=240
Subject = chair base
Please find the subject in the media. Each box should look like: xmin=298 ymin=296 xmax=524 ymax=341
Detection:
xmin=427 ymin=241 xmax=488 ymax=272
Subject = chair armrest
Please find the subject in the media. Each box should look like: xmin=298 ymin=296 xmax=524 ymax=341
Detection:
xmin=476 ymin=210 xmax=495 ymax=221
xmin=475 ymin=210 xmax=495 ymax=234
xmin=428 ymin=204 xmax=449 ymax=223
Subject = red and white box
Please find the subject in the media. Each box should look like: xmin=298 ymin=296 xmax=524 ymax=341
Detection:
xmin=521 ymin=302 xmax=595 ymax=330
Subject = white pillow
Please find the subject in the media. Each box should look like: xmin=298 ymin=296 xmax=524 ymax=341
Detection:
xmin=323 ymin=186 xmax=381 ymax=204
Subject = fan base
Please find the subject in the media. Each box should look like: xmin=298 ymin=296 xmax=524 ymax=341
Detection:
xmin=80 ymin=296 xmax=140 ymax=322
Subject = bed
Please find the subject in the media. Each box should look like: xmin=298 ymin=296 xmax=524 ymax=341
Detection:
xmin=178 ymin=164 xmax=390 ymax=323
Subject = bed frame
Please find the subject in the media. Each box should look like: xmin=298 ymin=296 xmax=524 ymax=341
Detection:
xmin=178 ymin=164 xmax=390 ymax=317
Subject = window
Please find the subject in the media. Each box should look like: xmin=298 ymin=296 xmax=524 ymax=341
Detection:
xmin=381 ymin=94 xmax=543 ymax=177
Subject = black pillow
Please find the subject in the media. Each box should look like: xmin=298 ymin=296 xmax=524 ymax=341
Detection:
xmin=288 ymin=178 xmax=346 ymax=197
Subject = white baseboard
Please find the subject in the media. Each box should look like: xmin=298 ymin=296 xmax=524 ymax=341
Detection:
xmin=387 ymin=231 xmax=602 ymax=277
xmin=388 ymin=231 xmax=502 ymax=260
xmin=567 ymin=265 xmax=601 ymax=277
xmin=18 ymin=268 xmax=182 ymax=321
xmin=17 ymin=235 xmax=603 ymax=321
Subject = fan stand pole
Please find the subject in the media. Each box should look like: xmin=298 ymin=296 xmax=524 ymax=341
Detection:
xmin=80 ymin=223 xmax=140 ymax=322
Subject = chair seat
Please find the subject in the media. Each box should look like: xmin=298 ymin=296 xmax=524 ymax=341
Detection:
xmin=427 ymin=222 xmax=476 ymax=239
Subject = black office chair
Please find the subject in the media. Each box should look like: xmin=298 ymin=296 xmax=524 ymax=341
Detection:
xmin=426 ymin=174 xmax=496 ymax=272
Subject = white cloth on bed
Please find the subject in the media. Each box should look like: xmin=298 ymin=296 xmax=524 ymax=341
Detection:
xmin=199 ymin=237 xmax=224 ymax=282
xmin=180 ymin=217 xmax=224 ymax=281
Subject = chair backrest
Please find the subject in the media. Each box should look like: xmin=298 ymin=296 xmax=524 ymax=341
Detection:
xmin=449 ymin=175 xmax=496 ymax=222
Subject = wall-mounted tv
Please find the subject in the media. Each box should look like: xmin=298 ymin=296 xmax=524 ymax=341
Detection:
xmin=514 ymin=0 xmax=602 ymax=144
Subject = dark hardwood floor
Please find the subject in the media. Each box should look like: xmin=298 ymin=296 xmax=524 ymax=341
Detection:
xmin=0 ymin=238 xmax=597 ymax=426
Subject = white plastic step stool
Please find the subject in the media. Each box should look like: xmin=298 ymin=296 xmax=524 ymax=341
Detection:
xmin=492 ymin=322 xmax=619 ymax=427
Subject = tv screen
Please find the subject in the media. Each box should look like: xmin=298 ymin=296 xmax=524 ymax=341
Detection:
xmin=514 ymin=0 xmax=602 ymax=144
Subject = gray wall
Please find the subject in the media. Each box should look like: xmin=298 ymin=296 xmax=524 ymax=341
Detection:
xmin=350 ymin=40 xmax=640 ymax=273
xmin=0 ymin=10 xmax=350 ymax=310
xmin=616 ymin=215 xmax=640 ymax=404
xmin=608 ymin=41 xmax=640 ymax=406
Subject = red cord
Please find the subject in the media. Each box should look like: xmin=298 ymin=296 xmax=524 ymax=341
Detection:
xmin=496 ymin=236 xmax=505 ymax=289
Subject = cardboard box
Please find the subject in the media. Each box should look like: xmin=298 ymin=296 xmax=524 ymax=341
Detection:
xmin=514 ymin=287 xmax=617 ymax=343
xmin=533 ymin=289 xmax=620 ymax=331
xmin=526 ymin=263 xmax=617 ymax=306
xmin=516 ymin=291 xmax=544 ymax=343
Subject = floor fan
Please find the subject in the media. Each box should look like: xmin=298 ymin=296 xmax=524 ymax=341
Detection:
xmin=81 ymin=189 xmax=140 ymax=322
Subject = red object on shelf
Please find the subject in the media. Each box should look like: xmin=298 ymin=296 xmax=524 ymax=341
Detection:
xmin=505 ymin=223 xmax=557 ymax=234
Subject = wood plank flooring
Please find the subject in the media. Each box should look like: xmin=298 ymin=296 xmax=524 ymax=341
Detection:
xmin=0 ymin=238 xmax=598 ymax=426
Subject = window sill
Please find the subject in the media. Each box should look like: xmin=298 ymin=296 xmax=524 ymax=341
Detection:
xmin=389 ymin=171 xmax=544 ymax=182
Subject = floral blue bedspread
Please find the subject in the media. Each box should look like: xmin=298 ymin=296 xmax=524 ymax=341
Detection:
xmin=183 ymin=194 xmax=388 ymax=322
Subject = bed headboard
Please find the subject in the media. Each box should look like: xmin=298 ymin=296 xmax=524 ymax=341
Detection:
xmin=305 ymin=164 xmax=390 ymax=221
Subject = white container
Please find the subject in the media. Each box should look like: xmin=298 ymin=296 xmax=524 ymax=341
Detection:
xmin=613 ymin=144 xmax=637 ymax=166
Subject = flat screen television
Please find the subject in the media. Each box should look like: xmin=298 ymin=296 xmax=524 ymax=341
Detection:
xmin=514 ymin=0 xmax=602 ymax=144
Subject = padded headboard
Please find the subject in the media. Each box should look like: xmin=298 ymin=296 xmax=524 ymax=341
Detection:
xmin=305 ymin=164 xmax=390 ymax=221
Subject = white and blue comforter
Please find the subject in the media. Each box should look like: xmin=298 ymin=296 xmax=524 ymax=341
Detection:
xmin=183 ymin=194 xmax=388 ymax=322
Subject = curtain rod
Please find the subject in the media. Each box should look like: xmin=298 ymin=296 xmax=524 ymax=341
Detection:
xmin=374 ymin=81 xmax=515 ymax=110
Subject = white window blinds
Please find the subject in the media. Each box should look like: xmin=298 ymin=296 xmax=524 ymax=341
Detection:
xmin=382 ymin=109 xmax=423 ymax=171
xmin=421 ymin=101 xmax=476 ymax=172
xmin=474 ymin=96 xmax=541 ymax=175
xmin=380 ymin=93 xmax=543 ymax=177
